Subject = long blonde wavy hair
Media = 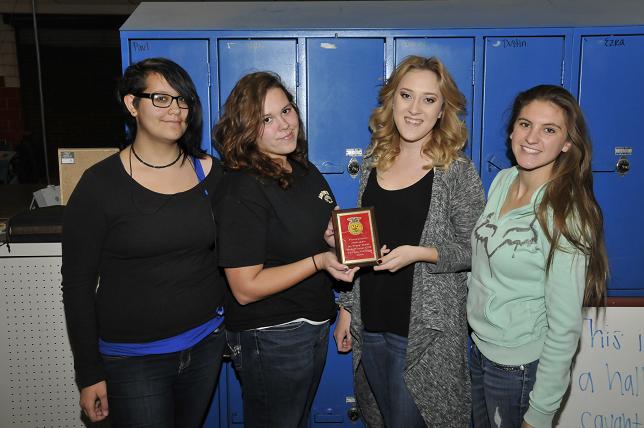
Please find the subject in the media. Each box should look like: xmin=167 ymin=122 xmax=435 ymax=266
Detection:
xmin=368 ymin=56 xmax=468 ymax=170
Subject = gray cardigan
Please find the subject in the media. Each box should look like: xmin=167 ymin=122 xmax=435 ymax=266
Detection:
xmin=337 ymin=153 xmax=485 ymax=427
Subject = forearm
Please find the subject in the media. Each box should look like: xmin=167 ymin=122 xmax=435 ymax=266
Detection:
xmin=412 ymin=245 xmax=438 ymax=264
xmin=61 ymin=265 xmax=104 ymax=386
xmin=525 ymin=249 xmax=586 ymax=427
xmin=62 ymin=178 xmax=107 ymax=387
xmin=225 ymin=253 xmax=322 ymax=305
xmin=62 ymin=277 xmax=104 ymax=387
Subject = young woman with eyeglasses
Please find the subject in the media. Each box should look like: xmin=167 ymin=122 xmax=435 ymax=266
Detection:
xmin=62 ymin=57 xmax=227 ymax=427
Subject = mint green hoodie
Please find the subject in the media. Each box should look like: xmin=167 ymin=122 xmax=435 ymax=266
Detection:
xmin=467 ymin=167 xmax=586 ymax=428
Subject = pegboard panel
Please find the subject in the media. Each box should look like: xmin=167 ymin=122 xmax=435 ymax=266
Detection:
xmin=1 ymin=243 xmax=85 ymax=427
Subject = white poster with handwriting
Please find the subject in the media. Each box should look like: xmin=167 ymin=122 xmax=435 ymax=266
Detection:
xmin=556 ymin=307 xmax=643 ymax=427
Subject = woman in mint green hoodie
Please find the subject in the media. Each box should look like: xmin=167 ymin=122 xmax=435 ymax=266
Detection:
xmin=467 ymin=85 xmax=608 ymax=428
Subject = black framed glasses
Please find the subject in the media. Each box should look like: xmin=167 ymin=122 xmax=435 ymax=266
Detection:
xmin=134 ymin=92 xmax=190 ymax=109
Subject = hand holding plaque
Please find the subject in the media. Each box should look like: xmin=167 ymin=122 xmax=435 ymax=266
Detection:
xmin=331 ymin=207 xmax=381 ymax=267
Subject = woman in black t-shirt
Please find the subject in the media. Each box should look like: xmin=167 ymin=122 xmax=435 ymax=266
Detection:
xmin=334 ymin=56 xmax=485 ymax=426
xmin=62 ymin=58 xmax=227 ymax=427
xmin=213 ymin=71 xmax=358 ymax=428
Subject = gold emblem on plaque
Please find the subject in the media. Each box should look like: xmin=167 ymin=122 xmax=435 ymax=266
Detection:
xmin=347 ymin=217 xmax=364 ymax=235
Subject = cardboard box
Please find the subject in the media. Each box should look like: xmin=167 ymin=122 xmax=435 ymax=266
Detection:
xmin=58 ymin=148 xmax=119 ymax=204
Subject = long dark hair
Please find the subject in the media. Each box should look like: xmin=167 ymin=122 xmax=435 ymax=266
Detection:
xmin=117 ymin=57 xmax=205 ymax=158
xmin=213 ymin=71 xmax=308 ymax=189
xmin=508 ymin=85 xmax=608 ymax=306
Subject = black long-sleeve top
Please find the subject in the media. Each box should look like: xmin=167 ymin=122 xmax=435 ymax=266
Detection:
xmin=61 ymin=153 xmax=225 ymax=388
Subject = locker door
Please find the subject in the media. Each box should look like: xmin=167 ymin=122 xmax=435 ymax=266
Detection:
xmin=128 ymin=39 xmax=212 ymax=153
xmin=395 ymin=37 xmax=476 ymax=159
xmin=217 ymin=39 xmax=297 ymax=108
xmin=579 ymin=34 xmax=644 ymax=295
xmin=307 ymin=38 xmax=384 ymax=428
xmin=222 ymin=362 xmax=244 ymax=426
xmin=307 ymin=38 xmax=385 ymax=209
xmin=481 ymin=36 xmax=565 ymax=190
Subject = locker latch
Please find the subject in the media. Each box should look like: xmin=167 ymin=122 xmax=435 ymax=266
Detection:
xmin=346 ymin=148 xmax=363 ymax=178
xmin=616 ymin=157 xmax=630 ymax=176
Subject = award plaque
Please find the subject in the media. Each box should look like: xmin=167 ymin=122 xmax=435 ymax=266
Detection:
xmin=331 ymin=207 xmax=381 ymax=267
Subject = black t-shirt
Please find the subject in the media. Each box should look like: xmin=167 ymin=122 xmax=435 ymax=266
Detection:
xmin=61 ymin=153 xmax=226 ymax=387
xmin=360 ymin=168 xmax=433 ymax=337
xmin=215 ymin=161 xmax=337 ymax=331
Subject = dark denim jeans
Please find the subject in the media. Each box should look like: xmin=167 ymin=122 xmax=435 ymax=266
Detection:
xmin=469 ymin=341 xmax=539 ymax=428
xmin=360 ymin=330 xmax=426 ymax=428
xmin=101 ymin=326 xmax=226 ymax=428
xmin=226 ymin=321 xmax=329 ymax=428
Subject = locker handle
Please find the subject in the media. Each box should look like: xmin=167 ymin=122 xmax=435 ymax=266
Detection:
xmin=314 ymin=412 xmax=343 ymax=423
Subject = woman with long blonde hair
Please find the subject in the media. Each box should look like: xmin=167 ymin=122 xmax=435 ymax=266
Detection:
xmin=335 ymin=56 xmax=485 ymax=427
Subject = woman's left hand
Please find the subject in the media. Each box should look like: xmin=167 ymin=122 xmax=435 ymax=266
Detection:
xmin=373 ymin=245 xmax=419 ymax=273
xmin=319 ymin=251 xmax=359 ymax=282
xmin=520 ymin=421 xmax=534 ymax=428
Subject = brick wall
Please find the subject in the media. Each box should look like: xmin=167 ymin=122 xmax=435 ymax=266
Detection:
xmin=0 ymin=19 xmax=23 ymax=150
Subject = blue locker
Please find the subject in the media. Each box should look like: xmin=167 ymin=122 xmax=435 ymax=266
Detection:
xmin=307 ymin=37 xmax=384 ymax=428
xmin=578 ymin=34 xmax=644 ymax=296
xmin=310 ymin=320 xmax=362 ymax=427
xmin=217 ymin=39 xmax=298 ymax=108
xmin=394 ymin=37 xmax=476 ymax=159
xmin=128 ymin=39 xmax=212 ymax=153
xmin=307 ymin=38 xmax=385 ymax=209
xmin=480 ymin=36 xmax=565 ymax=190
xmin=225 ymin=363 xmax=245 ymax=425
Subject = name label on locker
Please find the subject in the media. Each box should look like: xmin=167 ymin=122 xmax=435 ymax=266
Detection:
xmin=603 ymin=38 xmax=626 ymax=47
xmin=131 ymin=41 xmax=151 ymax=52
xmin=615 ymin=147 xmax=633 ymax=156
xmin=491 ymin=39 xmax=527 ymax=48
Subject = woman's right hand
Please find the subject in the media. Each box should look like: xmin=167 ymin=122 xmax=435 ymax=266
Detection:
xmin=334 ymin=307 xmax=353 ymax=352
xmin=80 ymin=380 xmax=109 ymax=422
xmin=316 ymin=251 xmax=359 ymax=282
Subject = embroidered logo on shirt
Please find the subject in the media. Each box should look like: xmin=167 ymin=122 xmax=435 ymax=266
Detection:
xmin=318 ymin=190 xmax=334 ymax=204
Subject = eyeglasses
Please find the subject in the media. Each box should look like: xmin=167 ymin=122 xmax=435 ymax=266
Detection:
xmin=134 ymin=92 xmax=190 ymax=109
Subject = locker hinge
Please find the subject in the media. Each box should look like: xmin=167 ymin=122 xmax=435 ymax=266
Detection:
xmin=296 ymin=62 xmax=300 ymax=87
xmin=560 ymin=59 xmax=565 ymax=86
xmin=207 ymin=61 xmax=211 ymax=87
xmin=472 ymin=61 xmax=476 ymax=86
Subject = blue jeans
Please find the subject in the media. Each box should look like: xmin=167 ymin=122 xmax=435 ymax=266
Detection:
xmin=469 ymin=341 xmax=539 ymax=428
xmin=101 ymin=326 xmax=226 ymax=428
xmin=226 ymin=321 xmax=329 ymax=428
xmin=360 ymin=330 xmax=426 ymax=428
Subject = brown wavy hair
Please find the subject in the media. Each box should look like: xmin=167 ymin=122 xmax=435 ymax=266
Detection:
xmin=213 ymin=71 xmax=308 ymax=189
xmin=368 ymin=56 xmax=468 ymax=170
xmin=508 ymin=85 xmax=608 ymax=306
